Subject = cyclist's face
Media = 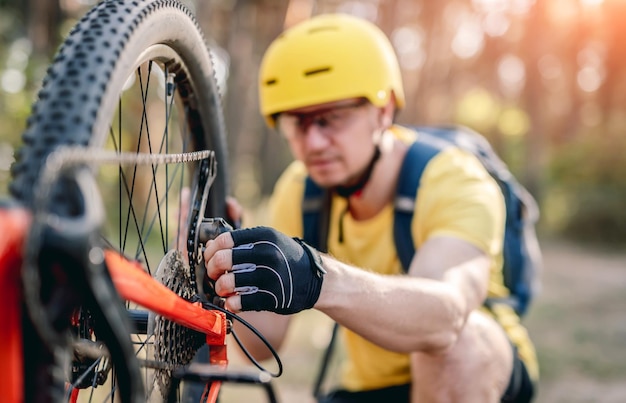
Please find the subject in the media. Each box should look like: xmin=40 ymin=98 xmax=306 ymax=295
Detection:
xmin=276 ymin=97 xmax=389 ymax=187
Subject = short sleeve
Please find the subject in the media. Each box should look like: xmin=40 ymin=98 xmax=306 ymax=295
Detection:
xmin=413 ymin=147 xmax=505 ymax=258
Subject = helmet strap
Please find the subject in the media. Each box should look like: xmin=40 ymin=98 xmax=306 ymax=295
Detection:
xmin=334 ymin=145 xmax=381 ymax=199
xmin=334 ymin=146 xmax=381 ymax=244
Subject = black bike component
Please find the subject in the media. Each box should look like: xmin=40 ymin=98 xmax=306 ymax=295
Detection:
xmin=71 ymin=338 xmax=109 ymax=389
xmin=187 ymin=152 xmax=233 ymax=299
xmin=198 ymin=218 xmax=235 ymax=244
xmin=195 ymin=296 xmax=284 ymax=378
xmin=127 ymin=309 xmax=149 ymax=334
xmin=170 ymin=364 xmax=278 ymax=403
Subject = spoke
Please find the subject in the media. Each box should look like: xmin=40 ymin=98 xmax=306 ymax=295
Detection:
xmin=119 ymin=171 xmax=151 ymax=272
xmin=176 ymin=120 xmax=189 ymax=251
xmin=133 ymin=333 xmax=155 ymax=357
xmin=176 ymin=167 xmax=185 ymax=251
xmin=123 ymin=65 xmax=150 ymax=254
xmin=133 ymin=63 xmax=152 ymax=254
xmin=133 ymin=75 xmax=182 ymax=258
xmin=107 ymin=101 xmax=147 ymax=271
xmin=162 ymin=78 xmax=180 ymax=250
xmin=140 ymin=163 xmax=183 ymax=255
xmin=133 ymin=135 xmax=169 ymax=259
xmin=165 ymin=67 xmax=171 ymax=255
xmin=141 ymin=61 xmax=168 ymax=254
xmin=117 ymin=98 xmax=123 ymax=259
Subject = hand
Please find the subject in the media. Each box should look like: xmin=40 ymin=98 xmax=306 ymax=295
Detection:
xmin=204 ymin=227 xmax=325 ymax=314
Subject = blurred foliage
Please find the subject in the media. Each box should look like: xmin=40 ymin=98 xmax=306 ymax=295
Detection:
xmin=545 ymin=129 xmax=626 ymax=245
xmin=0 ymin=7 xmax=31 ymax=194
xmin=1 ymin=0 xmax=626 ymax=247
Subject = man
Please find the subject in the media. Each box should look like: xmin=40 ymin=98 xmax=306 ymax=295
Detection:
xmin=203 ymin=13 xmax=537 ymax=402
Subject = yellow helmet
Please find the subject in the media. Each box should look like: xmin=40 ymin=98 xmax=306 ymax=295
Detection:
xmin=259 ymin=13 xmax=405 ymax=127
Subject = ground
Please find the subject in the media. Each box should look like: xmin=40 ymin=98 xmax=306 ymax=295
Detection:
xmin=219 ymin=237 xmax=626 ymax=402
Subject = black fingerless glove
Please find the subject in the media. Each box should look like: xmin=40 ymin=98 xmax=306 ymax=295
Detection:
xmin=230 ymin=226 xmax=326 ymax=315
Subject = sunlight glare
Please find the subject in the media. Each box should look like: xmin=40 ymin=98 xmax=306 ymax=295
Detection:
xmin=336 ymin=1 xmax=378 ymax=22
xmin=455 ymin=88 xmax=499 ymax=131
xmin=577 ymin=66 xmax=603 ymax=92
xmin=483 ymin=11 xmax=510 ymax=37
xmin=498 ymin=107 xmax=530 ymax=137
xmin=498 ymin=54 xmax=526 ymax=97
xmin=538 ymin=54 xmax=562 ymax=81
xmin=0 ymin=142 xmax=14 ymax=171
xmin=580 ymin=0 xmax=604 ymax=7
xmin=1 ymin=69 xmax=26 ymax=94
xmin=472 ymin=0 xmax=535 ymax=15
xmin=392 ymin=26 xmax=426 ymax=71
xmin=451 ymin=18 xmax=484 ymax=59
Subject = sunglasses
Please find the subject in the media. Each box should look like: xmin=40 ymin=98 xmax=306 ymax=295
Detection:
xmin=276 ymin=98 xmax=369 ymax=140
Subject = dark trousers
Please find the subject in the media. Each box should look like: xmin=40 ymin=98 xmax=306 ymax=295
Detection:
xmin=318 ymin=346 xmax=535 ymax=403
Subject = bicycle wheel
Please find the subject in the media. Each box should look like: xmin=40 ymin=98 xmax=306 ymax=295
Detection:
xmin=10 ymin=0 xmax=229 ymax=401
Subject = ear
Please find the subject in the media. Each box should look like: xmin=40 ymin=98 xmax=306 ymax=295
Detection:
xmin=380 ymin=95 xmax=396 ymax=128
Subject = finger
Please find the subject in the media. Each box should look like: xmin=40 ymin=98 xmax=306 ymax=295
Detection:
xmin=204 ymin=234 xmax=236 ymax=279
xmin=224 ymin=295 xmax=242 ymax=313
xmin=204 ymin=231 xmax=235 ymax=260
xmin=204 ymin=232 xmax=235 ymax=280
xmin=214 ymin=272 xmax=236 ymax=296
xmin=205 ymin=248 xmax=233 ymax=280
xmin=226 ymin=196 xmax=243 ymax=225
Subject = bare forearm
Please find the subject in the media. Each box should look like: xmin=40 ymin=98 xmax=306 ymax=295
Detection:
xmin=314 ymin=255 xmax=487 ymax=354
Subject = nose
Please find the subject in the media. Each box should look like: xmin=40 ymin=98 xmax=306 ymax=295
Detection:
xmin=302 ymin=123 xmax=331 ymax=151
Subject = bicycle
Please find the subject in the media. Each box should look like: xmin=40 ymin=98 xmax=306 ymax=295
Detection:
xmin=1 ymin=0 xmax=281 ymax=401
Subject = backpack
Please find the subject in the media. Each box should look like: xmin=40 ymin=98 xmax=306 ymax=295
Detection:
xmin=302 ymin=125 xmax=542 ymax=316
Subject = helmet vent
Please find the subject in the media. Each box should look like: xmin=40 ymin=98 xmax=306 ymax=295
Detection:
xmin=304 ymin=67 xmax=332 ymax=77
xmin=308 ymin=26 xmax=338 ymax=34
xmin=265 ymin=79 xmax=277 ymax=86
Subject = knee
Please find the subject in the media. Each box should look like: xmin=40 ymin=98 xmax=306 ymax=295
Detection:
xmin=410 ymin=311 xmax=513 ymax=402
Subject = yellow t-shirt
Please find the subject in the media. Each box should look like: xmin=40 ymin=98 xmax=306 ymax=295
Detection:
xmin=268 ymin=125 xmax=538 ymax=390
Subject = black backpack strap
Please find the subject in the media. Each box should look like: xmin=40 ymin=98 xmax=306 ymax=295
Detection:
xmin=394 ymin=134 xmax=447 ymax=272
xmin=303 ymin=176 xmax=335 ymax=399
xmin=303 ymin=177 xmax=331 ymax=253
xmin=312 ymin=322 xmax=340 ymax=399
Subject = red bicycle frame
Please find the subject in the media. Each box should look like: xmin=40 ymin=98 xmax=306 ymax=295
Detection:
xmin=0 ymin=206 xmax=30 ymax=402
xmin=0 ymin=205 xmax=229 ymax=402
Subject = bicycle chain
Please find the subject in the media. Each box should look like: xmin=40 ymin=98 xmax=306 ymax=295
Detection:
xmin=36 ymin=147 xmax=213 ymax=203
xmin=32 ymin=146 xmax=213 ymax=225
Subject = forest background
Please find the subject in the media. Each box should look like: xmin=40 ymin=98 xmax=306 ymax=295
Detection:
xmin=0 ymin=0 xmax=624 ymax=402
